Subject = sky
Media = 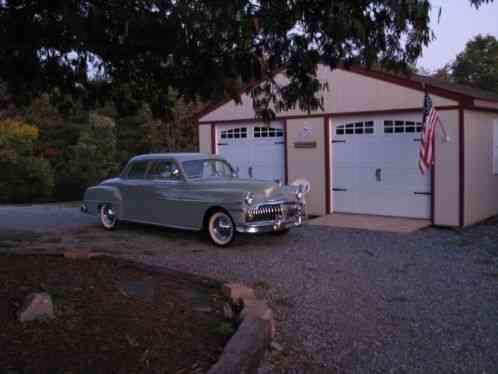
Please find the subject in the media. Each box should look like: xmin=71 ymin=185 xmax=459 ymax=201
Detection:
xmin=418 ymin=0 xmax=498 ymax=72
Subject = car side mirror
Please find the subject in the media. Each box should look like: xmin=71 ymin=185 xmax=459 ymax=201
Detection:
xmin=170 ymin=168 xmax=184 ymax=181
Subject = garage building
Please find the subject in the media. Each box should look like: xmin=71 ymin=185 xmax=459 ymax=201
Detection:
xmin=197 ymin=65 xmax=498 ymax=227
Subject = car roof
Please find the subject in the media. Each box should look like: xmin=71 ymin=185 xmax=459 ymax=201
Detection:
xmin=129 ymin=152 xmax=223 ymax=163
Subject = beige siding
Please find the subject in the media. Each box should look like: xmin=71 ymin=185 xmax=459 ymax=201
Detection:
xmin=200 ymin=66 xmax=456 ymax=123
xmin=464 ymin=110 xmax=498 ymax=225
xmin=434 ymin=110 xmax=461 ymax=227
xmin=198 ymin=124 xmax=212 ymax=153
xmin=286 ymin=117 xmax=327 ymax=216
xmin=474 ymin=100 xmax=498 ymax=109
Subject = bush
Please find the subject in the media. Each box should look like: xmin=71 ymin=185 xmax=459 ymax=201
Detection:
xmin=54 ymin=113 xmax=119 ymax=200
xmin=0 ymin=118 xmax=55 ymax=203
xmin=0 ymin=157 xmax=55 ymax=203
xmin=0 ymin=118 xmax=39 ymax=156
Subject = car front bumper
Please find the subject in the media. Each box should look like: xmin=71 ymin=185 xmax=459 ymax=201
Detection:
xmin=236 ymin=214 xmax=303 ymax=234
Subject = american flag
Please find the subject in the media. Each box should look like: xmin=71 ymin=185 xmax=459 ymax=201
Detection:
xmin=419 ymin=92 xmax=441 ymax=175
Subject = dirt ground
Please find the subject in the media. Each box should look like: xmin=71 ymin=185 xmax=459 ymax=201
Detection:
xmin=0 ymin=253 xmax=233 ymax=374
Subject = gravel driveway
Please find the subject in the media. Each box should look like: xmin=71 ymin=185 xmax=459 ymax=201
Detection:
xmin=0 ymin=203 xmax=96 ymax=232
xmin=1 ymin=205 xmax=498 ymax=373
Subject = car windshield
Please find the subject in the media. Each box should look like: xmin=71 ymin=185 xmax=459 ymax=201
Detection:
xmin=182 ymin=159 xmax=234 ymax=179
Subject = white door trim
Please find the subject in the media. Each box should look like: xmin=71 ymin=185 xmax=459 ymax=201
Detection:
xmin=329 ymin=113 xmax=433 ymax=219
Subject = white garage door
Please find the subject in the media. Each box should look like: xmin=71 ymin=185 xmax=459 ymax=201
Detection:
xmin=331 ymin=114 xmax=432 ymax=219
xmin=216 ymin=122 xmax=285 ymax=182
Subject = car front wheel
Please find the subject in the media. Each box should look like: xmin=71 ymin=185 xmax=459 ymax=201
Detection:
xmin=208 ymin=211 xmax=235 ymax=247
xmin=100 ymin=204 xmax=118 ymax=230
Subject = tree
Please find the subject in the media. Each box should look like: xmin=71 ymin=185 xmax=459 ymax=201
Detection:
xmin=432 ymin=63 xmax=453 ymax=82
xmin=0 ymin=1 xmax=493 ymax=120
xmin=56 ymin=113 xmax=119 ymax=200
xmin=452 ymin=35 xmax=498 ymax=94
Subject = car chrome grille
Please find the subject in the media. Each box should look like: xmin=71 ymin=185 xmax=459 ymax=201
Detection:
xmin=246 ymin=202 xmax=301 ymax=223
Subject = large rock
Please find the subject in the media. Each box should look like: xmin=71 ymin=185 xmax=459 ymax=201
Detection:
xmin=18 ymin=292 xmax=55 ymax=322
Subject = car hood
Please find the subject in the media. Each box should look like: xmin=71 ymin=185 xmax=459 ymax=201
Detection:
xmin=190 ymin=178 xmax=284 ymax=199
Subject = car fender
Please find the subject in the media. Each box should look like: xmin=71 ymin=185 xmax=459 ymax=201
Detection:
xmin=83 ymin=185 xmax=124 ymax=218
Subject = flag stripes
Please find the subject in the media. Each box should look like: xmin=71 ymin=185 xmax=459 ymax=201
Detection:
xmin=419 ymin=93 xmax=441 ymax=175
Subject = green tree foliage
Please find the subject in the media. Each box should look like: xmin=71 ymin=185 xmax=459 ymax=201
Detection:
xmin=0 ymin=118 xmax=55 ymax=203
xmin=25 ymin=94 xmax=79 ymax=154
xmin=56 ymin=113 xmax=119 ymax=200
xmin=431 ymin=63 xmax=453 ymax=82
xmin=0 ymin=1 xmax=493 ymax=120
xmin=452 ymin=35 xmax=498 ymax=94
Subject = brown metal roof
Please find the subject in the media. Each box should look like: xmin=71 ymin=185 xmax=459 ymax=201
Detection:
xmin=411 ymin=74 xmax=498 ymax=103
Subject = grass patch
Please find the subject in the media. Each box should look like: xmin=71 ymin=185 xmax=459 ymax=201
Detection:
xmin=254 ymin=280 xmax=271 ymax=290
xmin=215 ymin=322 xmax=235 ymax=337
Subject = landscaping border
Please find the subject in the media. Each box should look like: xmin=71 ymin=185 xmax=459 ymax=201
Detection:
xmin=4 ymin=248 xmax=274 ymax=374
xmin=207 ymin=283 xmax=275 ymax=374
xmin=63 ymin=249 xmax=276 ymax=374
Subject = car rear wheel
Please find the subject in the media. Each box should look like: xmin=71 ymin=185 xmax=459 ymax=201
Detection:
xmin=208 ymin=211 xmax=235 ymax=247
xmin=100 ymin=204 xmax=118 ymax=230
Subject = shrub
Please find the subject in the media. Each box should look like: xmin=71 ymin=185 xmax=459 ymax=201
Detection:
xmin=0 ymin=156 xmax=55 ymax=203
xmin=0 ymin=118 xmax=55 ymax=203
xmin=54 ymin=113 xmax=119 ymax=200
xmin=0 ymin=118 xmax=39 ymax=156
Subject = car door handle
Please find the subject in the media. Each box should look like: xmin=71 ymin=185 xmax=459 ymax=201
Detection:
xmin=375 ymin=168 xmax=382 ymax=182
xmin=248 ymin=166 xmax=253 ymax=178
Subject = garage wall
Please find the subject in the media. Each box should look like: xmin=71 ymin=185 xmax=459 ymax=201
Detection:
xmin=286 ymin=117 xmax=327 ymax=216
xmin=464 ymin=110 xmax=498 ymax=225
xmin=474 ymin=100 xmax=498 ymax=110
xmin=198 ymin=124 xmax=212 ymax=154
xmin=433 ymin=110 xmax=460 ymax=227
xmin=199 ymin=66 xmax=457 ymax=123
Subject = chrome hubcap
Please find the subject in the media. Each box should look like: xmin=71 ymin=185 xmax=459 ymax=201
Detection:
xmin=102 ymin=205 xmax=116 ymax=227
xmin=212 ymin=215 xmax=233 ymax=243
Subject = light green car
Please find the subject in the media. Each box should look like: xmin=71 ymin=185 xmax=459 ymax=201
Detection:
xmin=81 ymin=153 xmax=305 ymax=246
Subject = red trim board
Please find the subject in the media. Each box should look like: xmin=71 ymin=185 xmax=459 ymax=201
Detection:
xmin=324 ymin=115 xmax=332 ymax=214
xmin=283 ymin=119 xmax=289 ymax=184
xmin=210 ymin=124 xmax=216 ymax=154
xmin=459 ymin=107 xmax=465 ymax=227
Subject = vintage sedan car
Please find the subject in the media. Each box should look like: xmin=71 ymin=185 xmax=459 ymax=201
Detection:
xmin=81 ymin=153 xmax=306 ymax=246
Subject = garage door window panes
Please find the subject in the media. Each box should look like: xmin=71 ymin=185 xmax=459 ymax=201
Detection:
xmin=220 ymin=127 xmax=247 ymax=139
xmin=254 ymin=127 xmax=284 ymax=138
xmin=384 ymin=120 xmax=423 ymax=134
xmin=336 ymin=121 xmax=374 ymax=135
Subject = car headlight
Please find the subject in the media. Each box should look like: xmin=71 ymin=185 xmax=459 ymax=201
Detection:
xmin=296 ymin=191 xmax=304 ymax=201
xmin=244 ymin=192 xmax=255 ymax=205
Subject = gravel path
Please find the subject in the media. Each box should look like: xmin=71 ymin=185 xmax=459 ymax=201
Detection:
xmin=1 ymin=206 xmax=498 ymax=373
xmin=151 ymin=226 xmax=498 ymax=373
xmin=0 ymin=203 xmax=96 ymax=232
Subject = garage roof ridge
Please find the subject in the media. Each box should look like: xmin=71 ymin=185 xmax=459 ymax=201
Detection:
xmin=197 ymin=64 xmax=498 ymax=122
xmin=341 ymin=65 xmax=498 ymax=103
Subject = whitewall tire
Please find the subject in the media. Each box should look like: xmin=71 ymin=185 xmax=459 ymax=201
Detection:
xmin=100 ymin=204 xmax=118 ymax=230
xmin=208 ymin=211 xmax=235 ymax=247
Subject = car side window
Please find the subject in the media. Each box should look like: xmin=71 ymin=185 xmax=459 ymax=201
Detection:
xmin=126 ymin=161 xmax=149 ymax=179
xmin=148 ymin=160 xmax=182 ymax=180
